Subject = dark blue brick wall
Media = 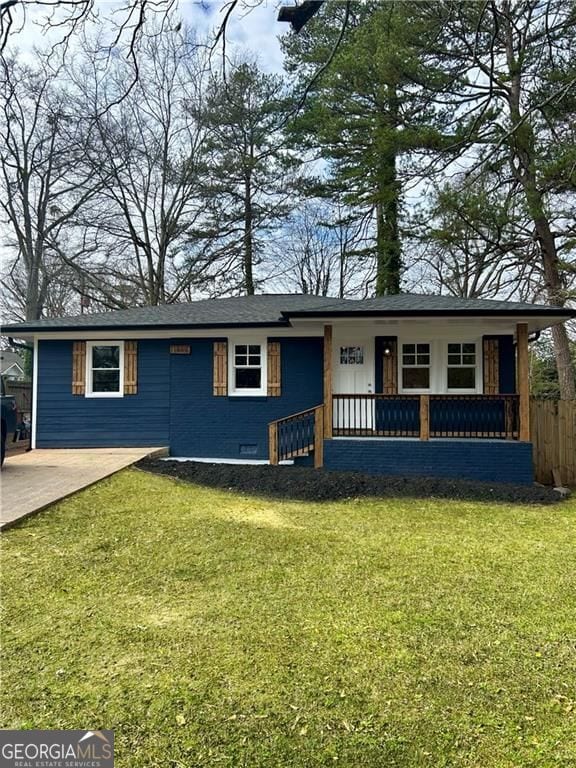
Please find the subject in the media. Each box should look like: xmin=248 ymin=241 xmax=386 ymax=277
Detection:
xmin=37 ymin=339 xmax=170 ymax=447
xmin=323 ymin=438 xmax=533 ymax=484
xmin=169 ymin=337 xmax=323 ymax=458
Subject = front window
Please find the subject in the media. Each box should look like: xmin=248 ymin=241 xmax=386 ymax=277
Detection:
xmin=447 ymin=342 xmax=477 ymax=390
xmin=401 ymin=343 xmax=430 ymax=390
xmin=233 ymin=343 xmax=262 ymax=391
xmin=87 ymin=342 xmax=123 ymax=396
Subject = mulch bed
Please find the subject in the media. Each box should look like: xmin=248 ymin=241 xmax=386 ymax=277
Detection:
xmin=137 ymin=458 xmax=564 ymax=506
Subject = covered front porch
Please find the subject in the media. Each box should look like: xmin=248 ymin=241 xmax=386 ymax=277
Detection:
xmin=268 ymin=321 xmax=531 ymax=480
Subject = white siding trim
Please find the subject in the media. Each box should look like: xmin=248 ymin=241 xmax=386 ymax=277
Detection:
xmin=161 ymin=456 xmax=294 ymax=465
xmin=28 ymin=327 xmax=324 ymax=341
xmin=31 ymin=338 xmax=38 ymax=450
xmin=20 ymin=313 xmax=563 ymax=342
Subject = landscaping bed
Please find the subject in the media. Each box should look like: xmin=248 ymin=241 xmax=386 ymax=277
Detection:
xmin=137 ymin=457 xmax=562 ymax=505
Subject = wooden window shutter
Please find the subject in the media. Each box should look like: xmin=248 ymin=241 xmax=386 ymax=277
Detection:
xmin=483 ymin=338 xmax=499 ymax=394
xmin=72 ymin=341 xmax=86 ymax=395
xmin=382 ymin=338 xmax=398 ymax=394
xmin=213 ymin=341 xmax=228 ymax=396
xmin=267 ymin=341 xmax=281 ymax=396
xmin=124 ymin=341 xmax=138 ymax=395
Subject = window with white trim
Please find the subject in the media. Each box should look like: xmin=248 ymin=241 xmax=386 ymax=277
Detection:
xmin=401 ymin=343 xmax=430 ymax=390
xmin=86 ymin=341 xmax=124 ymax=397
xmin=232 ymin=343 xmax=264 ymax=393
xmin=447 ymin=342 xmax=477 ymax=390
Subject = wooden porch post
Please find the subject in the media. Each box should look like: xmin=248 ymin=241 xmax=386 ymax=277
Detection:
xmin=314 ymin=405 xmax=324 ymax=468
xmin=324 ymin=324 xmax=333 ymax=438
xmin=517 ymin=322 xmax=530 ymax=442
xmin=268 ymin=422 xmax=279 ymax=465
xmin=419 ymin=394 xmax=430 ymax=440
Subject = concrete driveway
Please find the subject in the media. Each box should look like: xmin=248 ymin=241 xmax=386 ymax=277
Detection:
xmin=0 ymin=447 xmax=167 ymax=530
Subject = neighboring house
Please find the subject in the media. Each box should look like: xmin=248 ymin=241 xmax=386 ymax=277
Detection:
xmin=2 ymin=294 xmax=574 ymax=484
xmin=0 ymin=350 xmax=26 ymax=381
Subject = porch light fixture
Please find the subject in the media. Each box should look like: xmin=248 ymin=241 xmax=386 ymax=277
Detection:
xmin=383 ymin=345 xmax=392 ymax=356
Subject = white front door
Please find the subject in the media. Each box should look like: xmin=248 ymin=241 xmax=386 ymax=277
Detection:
xmin=333 ymin=338 xmax=374 ymax=431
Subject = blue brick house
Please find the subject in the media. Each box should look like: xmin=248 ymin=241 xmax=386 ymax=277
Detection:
xmin=3 ymin=294 xmax=574 ymax=484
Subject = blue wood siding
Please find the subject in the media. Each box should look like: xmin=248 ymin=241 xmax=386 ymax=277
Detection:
xmin=36 ymin=339 xmax=170 ymax=447
xmin=322 ymin=439 xmax=533 ymax=484
xmin=169 ymin=337 xmax=323 ymax=458
xmin=35 ymin=333 xmax=519 ymax=462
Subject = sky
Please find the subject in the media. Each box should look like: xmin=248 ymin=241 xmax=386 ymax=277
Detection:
xmin=180 ymin=0 xmax=287 ymax=72
xmin=7 ymin=0 xmax=288 ymax=71
xmin=0 ymin=1 xmax=292 ymax=288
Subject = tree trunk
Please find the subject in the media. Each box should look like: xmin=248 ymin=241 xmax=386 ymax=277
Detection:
xmin=243 ymin=174 xmax=255 ymax=295
xmin=25 ymin=267 xmax=41 ymax=320
xmin=502 ymin=9 xmax=576 ymax=399
xmin=375 ymin=91 xmax=401 ymax=297
xmin=25 ymin=235 xmax=43 ymax=320
xmin=527 ymin=205 xmax=575 ymax=399
xmin=375 ymin=176 xmax=401 ymax=295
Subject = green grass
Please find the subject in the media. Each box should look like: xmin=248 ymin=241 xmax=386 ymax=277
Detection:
xmin=2 ymin=469 xmax=576 ymax=767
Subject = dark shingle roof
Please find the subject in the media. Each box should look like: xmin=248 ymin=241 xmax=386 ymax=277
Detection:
xmin=1 ymin=295 xmax=346 ymax=333
xmin=2 ymin=293 xmax=573 ymax=335
xmin=284 ymin=293 xmax=576 ymax=316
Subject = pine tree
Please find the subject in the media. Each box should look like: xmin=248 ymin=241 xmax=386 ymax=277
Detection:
xmin=282 ymin=2 xmax=450 ymax=295
xmin=196 ymin=62 xmax=297 ymax=295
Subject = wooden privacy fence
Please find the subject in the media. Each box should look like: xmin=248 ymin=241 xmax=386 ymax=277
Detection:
xmin=4 ymin=380 xmax=32 ymax=418
xmin=531 ymin=399 xmax=576 ymax=486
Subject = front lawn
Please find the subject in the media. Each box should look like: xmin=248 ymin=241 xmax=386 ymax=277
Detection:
xmin=2 ymin=469 xmax=575 ymax=767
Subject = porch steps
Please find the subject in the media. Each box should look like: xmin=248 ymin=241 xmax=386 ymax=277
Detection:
xmin=282 ymin=443 xmax=314 ymax=460
xmin=269 ymin=405 xmax=324 ymax=468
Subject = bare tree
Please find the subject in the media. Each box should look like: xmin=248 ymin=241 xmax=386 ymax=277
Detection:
xmin=424 ymin=0 xmax=576 ymax=397
xmin=0 ymin=54 xmax=103 ymax=320
xmin=1 ymin=253 xmax=84 ymax=321
xmin=274 ymin=199 xmax=372 ymax=297
xmin=73 ymin=27 xmax=211 ymax=306
xmin=1 ymin=0 xmax=177 ymax=92
xmin=412 ymin=173 xmax=540 ymax=300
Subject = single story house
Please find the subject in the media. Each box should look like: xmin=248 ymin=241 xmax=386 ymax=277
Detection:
xmin=3 ymin=294 xmax=574 ymax=484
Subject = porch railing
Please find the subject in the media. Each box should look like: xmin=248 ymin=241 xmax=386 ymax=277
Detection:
xmin=332 ymin=394 xmax=520 ymax=440
xmin=269 ymin=405 xmax=324 ymax=467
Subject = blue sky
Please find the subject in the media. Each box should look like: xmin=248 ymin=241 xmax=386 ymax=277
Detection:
xmin=179 ymin=0 xmax=286 ymax=71
xmin=10 ymin=0 xmax=287 ymax=71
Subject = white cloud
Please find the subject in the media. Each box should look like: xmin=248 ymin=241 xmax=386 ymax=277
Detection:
xmin=180 ymin=0 xmax=287 ymax=72
xmin=6 ymin=0 xmax=289 ymax=72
